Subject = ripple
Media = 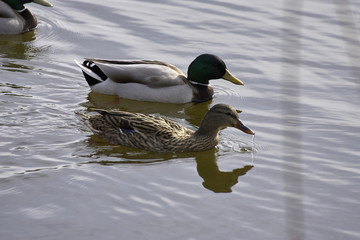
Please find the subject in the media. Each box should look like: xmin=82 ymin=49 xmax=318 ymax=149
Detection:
xmin=213 ymin=84 xmax=245 ymax=103
xmin=34 ymin=4 xmax=76 ymax=43
xmin=20 ymin=204 xmax=62 ymax=220
xmin=218 ymin=133 xmax=259 ymax=154
xmin=35 ymin=16 xmax=59 ymax=43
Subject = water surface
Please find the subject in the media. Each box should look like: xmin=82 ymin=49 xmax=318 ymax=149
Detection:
xmin=1 ymin=0 xmax=360 ymax=239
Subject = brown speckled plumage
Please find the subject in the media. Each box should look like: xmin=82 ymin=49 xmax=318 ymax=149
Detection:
xmin=78 ymin=104 xmax=254 ymax=153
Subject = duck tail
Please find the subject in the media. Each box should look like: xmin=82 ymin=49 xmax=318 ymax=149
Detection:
xmin=75 ymin=59 xmax=108 ymax=87
xmin=75 ymin=111 xmax=102 ymax=134
xmin=75 ymin=111 xmax=90 ymax=120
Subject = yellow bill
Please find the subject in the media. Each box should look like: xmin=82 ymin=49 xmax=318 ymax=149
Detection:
xmin=33 ymin=0 xmax=53 ymax=7
xmin=222 ymin=69 xmax=244 ymax=85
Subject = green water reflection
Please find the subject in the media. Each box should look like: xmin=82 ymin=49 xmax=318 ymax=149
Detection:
xmin=0 ymin=30 xmax=49 ymax=71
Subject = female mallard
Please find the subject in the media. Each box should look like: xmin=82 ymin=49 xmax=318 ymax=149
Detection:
xmin=76 ymin=54 xmax=244 ymax=104
xmin=78 ymin=104 xmax=255 ymax=153
xmin=0 ymin=0 xmax=52 ymax=35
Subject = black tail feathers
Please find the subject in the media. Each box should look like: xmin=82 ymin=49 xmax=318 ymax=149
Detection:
xmin=82 ymin=60 xmax=108 ymax=86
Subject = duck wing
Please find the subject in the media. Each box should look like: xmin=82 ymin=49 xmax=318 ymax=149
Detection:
xmin=95 ymin=110 xmax=190 ymax=137
xmin=86 ymin=59 xmax=188 ymax=87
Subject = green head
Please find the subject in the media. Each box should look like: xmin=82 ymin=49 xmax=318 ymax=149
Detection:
xmin=3 ymin=0 xmax=52 ymax=10
xmin=187 ymin=54 xmax=244 ymax=85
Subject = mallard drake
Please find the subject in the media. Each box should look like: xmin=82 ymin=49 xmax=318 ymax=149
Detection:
xmin=78 ymin=104 xmax=254 ymax=153
xmin=0 ymin=0 xmax=52 ymax=35
xmin=75 ymin=54 xmax=244 ymax=104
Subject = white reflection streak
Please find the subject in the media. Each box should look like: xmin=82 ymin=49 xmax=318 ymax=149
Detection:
xmin=281 ymin=1 xmax=305 ymax=240
xmin=334 ymin=0 xmax=360 ymax=102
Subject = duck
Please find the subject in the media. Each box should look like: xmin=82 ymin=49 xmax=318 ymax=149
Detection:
xmin=75 ymin=54 xmax=244 ymax=104
xmin=0 ymin=0 xmax=52 ymax=35
xmin=78 ymin=104 xmax=255 ymax=153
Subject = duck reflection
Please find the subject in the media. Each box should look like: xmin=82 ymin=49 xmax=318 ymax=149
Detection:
xmin=85 ymin=91 xmax=212 ymax=127
xmin=195 ymin=150 xmax=253 ymax=193
xmin=78 ymin=136 xmax=253 ymax=193
xmin=0 ymin=31 xmax=49 ymax=71
xmin=1 ymin=31 xmax=32 ymax=58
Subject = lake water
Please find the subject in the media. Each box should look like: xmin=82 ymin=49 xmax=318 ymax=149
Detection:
xmin=1 ymin=0 xmax=360 ymax=239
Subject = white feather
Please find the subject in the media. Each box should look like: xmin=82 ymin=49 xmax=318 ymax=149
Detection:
xmin=92 ymin=80 xmax=193 ymax=103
